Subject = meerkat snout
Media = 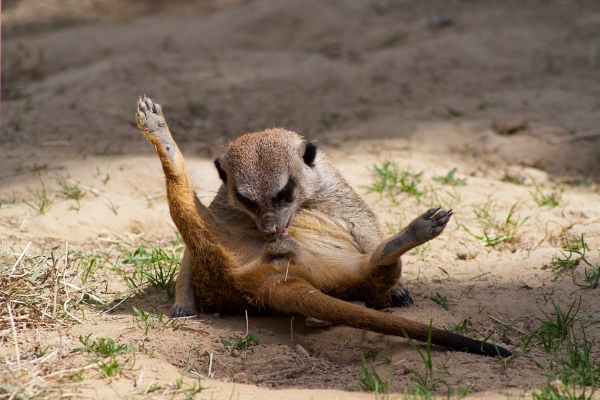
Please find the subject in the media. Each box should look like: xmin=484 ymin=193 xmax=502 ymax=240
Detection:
xmin=261 ymin=213 xmax=282 ymax=239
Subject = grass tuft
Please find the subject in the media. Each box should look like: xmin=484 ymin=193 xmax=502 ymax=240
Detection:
xmin=132 ymin=305 xmax=183 ymax=334
xmin=72 ymin=334 xmax=132 ymax=357
xmin=352 ymin=352 xmax=391 ymax=394
xmin=522 ymin=298 xmax=580 ymax=353
xmin=462 ymin=200 xmax=529 ymax=248
xmin=530 ymin=176 xmax=561 ymax=207
xmin=403 ymin=321 xmax=447 ymax=396
xmin=368 ymin=160 xmax=424 ymax=203
xmin=432 ymin=168 xmax=467 ymax=186
xmin=23 ymin=178 xmax=53 ymax=214
xmin=116 ymin=238 xmax=183 ymax=299
xmin=222 ymin=333 xmax=260 ymax=350
xmin=544 ymin=235 xmax=591 ymax=280
xmin=428 ymin=292 xmax=451 ymax=311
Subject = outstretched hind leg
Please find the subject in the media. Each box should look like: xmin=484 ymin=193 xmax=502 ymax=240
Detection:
xmin=376 ymin=208 xmax=452 ymax=265
xmin=359 ymin=208 xmax=452 ymax=308
xmin=136 ymin=97 xmax=245 ymax=313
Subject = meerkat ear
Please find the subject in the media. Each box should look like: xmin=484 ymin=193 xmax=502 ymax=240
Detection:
xmin=303 ymin=141 xmax=317 ymax=167
xmin=214 ymin=157 xmax=227 ymax=183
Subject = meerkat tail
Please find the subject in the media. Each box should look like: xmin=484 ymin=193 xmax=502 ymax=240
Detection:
xmin=258 ymin=277 xmax=512 ymax=358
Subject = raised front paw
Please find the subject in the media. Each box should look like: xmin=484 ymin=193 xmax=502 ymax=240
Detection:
xmin=136 ymin=96 xmax=177 ymax=161
xmin=136 ymin=96 xmax=166 ymax=135
xmin=409 ymin=208 xmax=453 ymax=243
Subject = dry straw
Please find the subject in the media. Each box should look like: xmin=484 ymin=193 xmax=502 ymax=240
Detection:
xmin=0 ymin=241 xmax=105 ymax=397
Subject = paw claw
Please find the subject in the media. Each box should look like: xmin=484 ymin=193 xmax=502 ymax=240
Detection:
xmin=390 ymin=280 xmax=414 ymax=307
xmin=411 ymin=208 xmax=453 ymax=242
xmin=171 ymin=303 xmax=197 ymax=318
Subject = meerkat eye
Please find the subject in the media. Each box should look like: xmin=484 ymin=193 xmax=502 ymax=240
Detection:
xmin=235 ymin=191 xmax=258 ymax=213
xmin=275 ymin=179 xmax=295 ymax=207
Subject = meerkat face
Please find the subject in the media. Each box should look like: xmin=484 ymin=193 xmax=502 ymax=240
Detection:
xmin=214 ymin=129 xmax=318 ymax=241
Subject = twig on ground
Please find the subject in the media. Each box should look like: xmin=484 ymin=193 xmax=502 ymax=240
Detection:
xmin=7 ymin=301 xmax=21 ymax=368
xmin=10 ymin=241 xmax=32 ymax=275
xmin=487 ymin=315 xmax=525 ymax=335
xmin=549 ymin=130 xmax=600 ymax=144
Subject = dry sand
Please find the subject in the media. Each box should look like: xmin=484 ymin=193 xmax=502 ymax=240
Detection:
xmin=1 ymin=0 xmax=600 ymax=398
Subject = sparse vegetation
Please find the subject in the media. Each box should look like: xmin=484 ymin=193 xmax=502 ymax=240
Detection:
xmin=403 ymin=322 xmax=446 ymax=397
xmin=502 ymin=174 xmax=532 ymax=186
xmin=446 ymin=107 xmax=463 ymax=117
xmin=571 ymin=263 xmax=600 ymax=291
xmin=0 ymin=244 xmax=94 ymax=330
xmin=545 ymin=235 xmax=591 ymax=278
xmin=176 ymin=375 xmax=204 ymax=398
xmin=319 ymin=112 xmax=341 ymax=128
xmin=56 ymin=175 xmax=86 ymax=201
xmin=368 ymin=160 xmax=424 ymax=203
xmin=71 ymin=335 xmax=134 ymax=377
xmin=116 ymin=239 xmax=183 ymax=299
xmin=462 ymin=200 xmax=529 ymax=248
xmin=352 ymin=352 xmax=391 ymax=394
xmin=444 ymin=319 xmax=474 ymax=336
xmin=428 ymin=292 xmax=451 ymax=311
xmin=432 ymin=168 xmax=467 ymax=186
xmin=531 ymin=176 xmax=561 ymax=207
xmin=132 ymin=305 xmax=183 ymax=334
xmin=222 ymin=333 xmax=260 ymax=350
xmin=7 ymin=2 xmax=600 ymax=398
xmin=72 ymin=334 xmax=133 ymax=357
xmin=522 ymin=299 xmax=580 ymax=353
xmin=23 ymin=178 xmax=53 ymax=214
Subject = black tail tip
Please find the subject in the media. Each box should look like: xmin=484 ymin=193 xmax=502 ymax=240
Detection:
xmin=481 ymin=342 xmax=513 ymax=358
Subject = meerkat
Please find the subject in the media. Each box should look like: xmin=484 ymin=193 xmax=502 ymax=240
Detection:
xmin=136 ymin=96 xmax=511 ymax=357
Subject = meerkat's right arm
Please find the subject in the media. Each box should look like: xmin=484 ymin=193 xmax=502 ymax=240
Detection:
xmin=136 ymin=97 xmax=248 ymax=315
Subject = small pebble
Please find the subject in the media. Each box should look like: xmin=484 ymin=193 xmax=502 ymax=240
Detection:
xmin=549 ymin=380 xmax=564 ymax=396
xmin=233 ymin=372 xmax=249 ymax=384
xmin=493 ymin=119 xmax=528 ymax=135
xmin=212 ymin=313 xmax=220 ymax=319
xmin=457 ymin=247 xmax=479 ymax=260
xmin=296 ymin=344 xmax=310 ymax=358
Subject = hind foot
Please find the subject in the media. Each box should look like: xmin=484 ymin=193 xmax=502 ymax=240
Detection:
xmin=379 ymin=208 xmax=452 ymax=262
xmin=136 ymin=96 xmax=177 ymax=162
xmin=390 ymin=280 xmax=414 ymax=307
xmin=408 ymin=208 xmax=453 ymax=243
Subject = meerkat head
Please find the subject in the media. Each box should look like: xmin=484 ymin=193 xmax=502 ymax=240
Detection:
xmin=214 ymin=129 xmax=318 ymax=241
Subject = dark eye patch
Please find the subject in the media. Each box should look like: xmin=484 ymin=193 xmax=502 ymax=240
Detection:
xmin=235 ymin=191 xmax=259 ymax=213
xmin=275 ymin=179 xmax=295 ymax=207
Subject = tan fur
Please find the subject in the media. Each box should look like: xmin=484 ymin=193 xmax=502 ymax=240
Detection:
xmin=136 ymin=97 xmax=511 ymax=357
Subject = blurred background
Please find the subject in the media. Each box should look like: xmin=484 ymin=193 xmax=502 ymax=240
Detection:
xmin=2 ymin=0 xmax=600 ymax=180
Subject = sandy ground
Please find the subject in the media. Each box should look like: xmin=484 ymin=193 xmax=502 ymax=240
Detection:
xmin=1 ymin=0 xmax=600 ymax=398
